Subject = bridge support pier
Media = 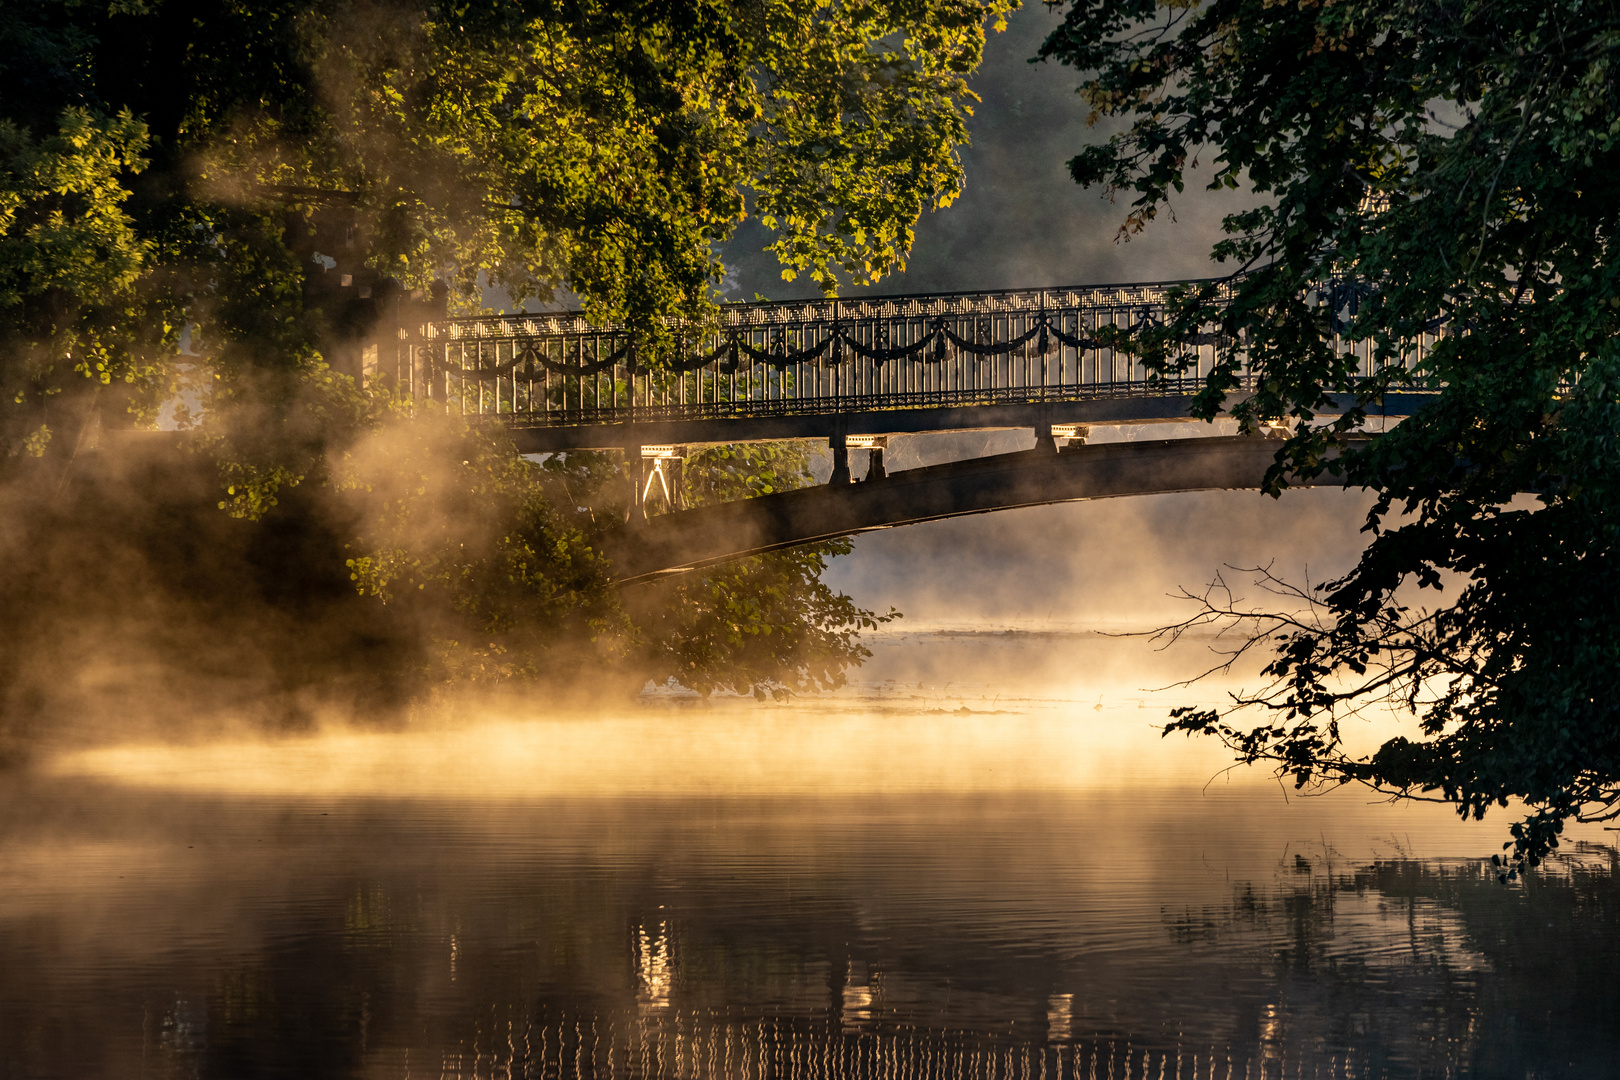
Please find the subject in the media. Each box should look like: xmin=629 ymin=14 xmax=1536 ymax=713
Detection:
xmin=828 ymin=433 xmax=851 ymax=485
xmin=1052 ymin=424 xmax=1090 ymax=450
xmin=849 ymin=435 xmax=888 ymax=481
xmin=1033 ymin=422 xmax=1058 ymax=455
xmin=637 ymin=446 xmax=686 ymax=514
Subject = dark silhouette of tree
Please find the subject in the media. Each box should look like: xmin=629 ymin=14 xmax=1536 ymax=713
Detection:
xmin=1041 ymin=0 xmax=1620 ymax=868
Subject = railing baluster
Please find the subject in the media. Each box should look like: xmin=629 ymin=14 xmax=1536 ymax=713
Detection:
xmin=422 ymin=278 xmax=1424 ymax=431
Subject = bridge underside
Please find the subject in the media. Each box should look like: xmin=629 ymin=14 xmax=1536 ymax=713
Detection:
xmin=510 ymin=394 xmax=1430 ymax=453
xmin=608 ymin=435 xmax=1363 ymax=584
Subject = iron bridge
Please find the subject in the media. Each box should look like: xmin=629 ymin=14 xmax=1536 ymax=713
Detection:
xmin=389 ymin=278 xmax=1429 ymax=454
xmin=384 ymin=278 xmax=1434 ymax=543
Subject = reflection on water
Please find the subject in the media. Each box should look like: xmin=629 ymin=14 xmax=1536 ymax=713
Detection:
xmin=2 ymin=631 xmax=1617 ymax=1079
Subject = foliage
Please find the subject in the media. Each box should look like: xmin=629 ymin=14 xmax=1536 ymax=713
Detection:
xmin=0 ymin=106 xmax=179 ymax=457
xmin=547 ymin=441 xmax=897 ymax=698
xmin=0 ymin=0 xmax=984 ymax=721
xmin=0 ymin=437 xmax=423 ymax=754
xmin=1042 ymin=0 xmax=1620 ymax=867
xmin=335 ymin=412 xmax=623 ymax=681
xmin=1 ymin=0 xmax=1014 ymax=480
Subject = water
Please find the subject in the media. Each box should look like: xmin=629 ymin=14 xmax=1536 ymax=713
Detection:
xmin=2 ymin=630 xmax=1617 ymax=1079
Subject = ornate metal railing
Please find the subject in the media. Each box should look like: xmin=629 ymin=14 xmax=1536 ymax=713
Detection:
xmin=387 ymin=278 xmax=1422 ymax=428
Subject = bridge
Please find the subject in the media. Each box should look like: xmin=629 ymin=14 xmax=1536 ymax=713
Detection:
xmin=389 ymin=279 xmax=1431 ymax=579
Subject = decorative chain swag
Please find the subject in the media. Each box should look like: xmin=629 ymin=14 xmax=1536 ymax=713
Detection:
xmin=425 ymin=313 xmax=1230 ymax=382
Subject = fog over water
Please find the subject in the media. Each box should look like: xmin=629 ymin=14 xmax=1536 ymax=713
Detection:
xmin=9 ymin=659 xmax=1620 ymax=1078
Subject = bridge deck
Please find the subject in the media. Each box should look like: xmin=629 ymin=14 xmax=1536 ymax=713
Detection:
xmin=389 ymin=278 xmax=1429 ymax=451
xmin=504 ymin=391 xmax=1431 ymax=453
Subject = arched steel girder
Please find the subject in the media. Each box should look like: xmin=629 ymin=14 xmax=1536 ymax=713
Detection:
xmin=607 ymin=435 xmax=1366 ymax=585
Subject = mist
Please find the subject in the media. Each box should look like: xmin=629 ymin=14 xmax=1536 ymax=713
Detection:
xmin=721 ymin=3 xmax=1256 ymax=299
xmin=718 ymin=3 xmax=1339 ymax=637
xmin=0 ymin=1 xmax=1346 ymax=749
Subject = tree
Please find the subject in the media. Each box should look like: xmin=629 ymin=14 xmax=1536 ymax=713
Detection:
xmin=617 ymin=441 xmax=898 ymax=697
xmin=1040 ymin=0 xmax=1620 ymax=870
xmin=0 ymin=0 xmax=1000 ymax=733
xmin=334 ymin=412 xmax=626 ymax=684
xmin=335 ymin=428 xmax=896 ymax=697
xmin=3 ymin=0 xmax=1013 ymax=478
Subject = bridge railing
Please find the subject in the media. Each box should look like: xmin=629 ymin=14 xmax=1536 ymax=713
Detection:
xmin=387 ymin=279 xmax=1429 ymax=428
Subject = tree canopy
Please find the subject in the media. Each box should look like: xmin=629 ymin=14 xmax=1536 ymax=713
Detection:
xmin=1042 ymin=0 xmax=1620 ymax=868
xmin=3 ymin=0 xmax=1012 ymax=463
xmin=0 ymin=0 xmax=1005 ymax=737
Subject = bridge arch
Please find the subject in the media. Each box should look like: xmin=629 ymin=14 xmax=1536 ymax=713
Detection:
xmin=608 ymin=435 xmax=1361 ymax=584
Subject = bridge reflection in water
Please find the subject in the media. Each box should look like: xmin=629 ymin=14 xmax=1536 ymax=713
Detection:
xmin=27 ymin=742 xmax=1609 ymax=1078
xmin=422 ymin=919 xmax=1378 ymax=1080
xmin=448 ymin=1002 xmax=1353 ymax=1080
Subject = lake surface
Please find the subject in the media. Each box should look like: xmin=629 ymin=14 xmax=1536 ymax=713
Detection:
xmin=2 ymin=630 xmax=1616 ymax=1079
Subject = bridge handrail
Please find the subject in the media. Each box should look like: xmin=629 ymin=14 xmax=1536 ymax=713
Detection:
xmin=417 ymin=276 xmax=1239 ymax=341
xmin=383 ymin=276 xmax=1439 ymax=429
